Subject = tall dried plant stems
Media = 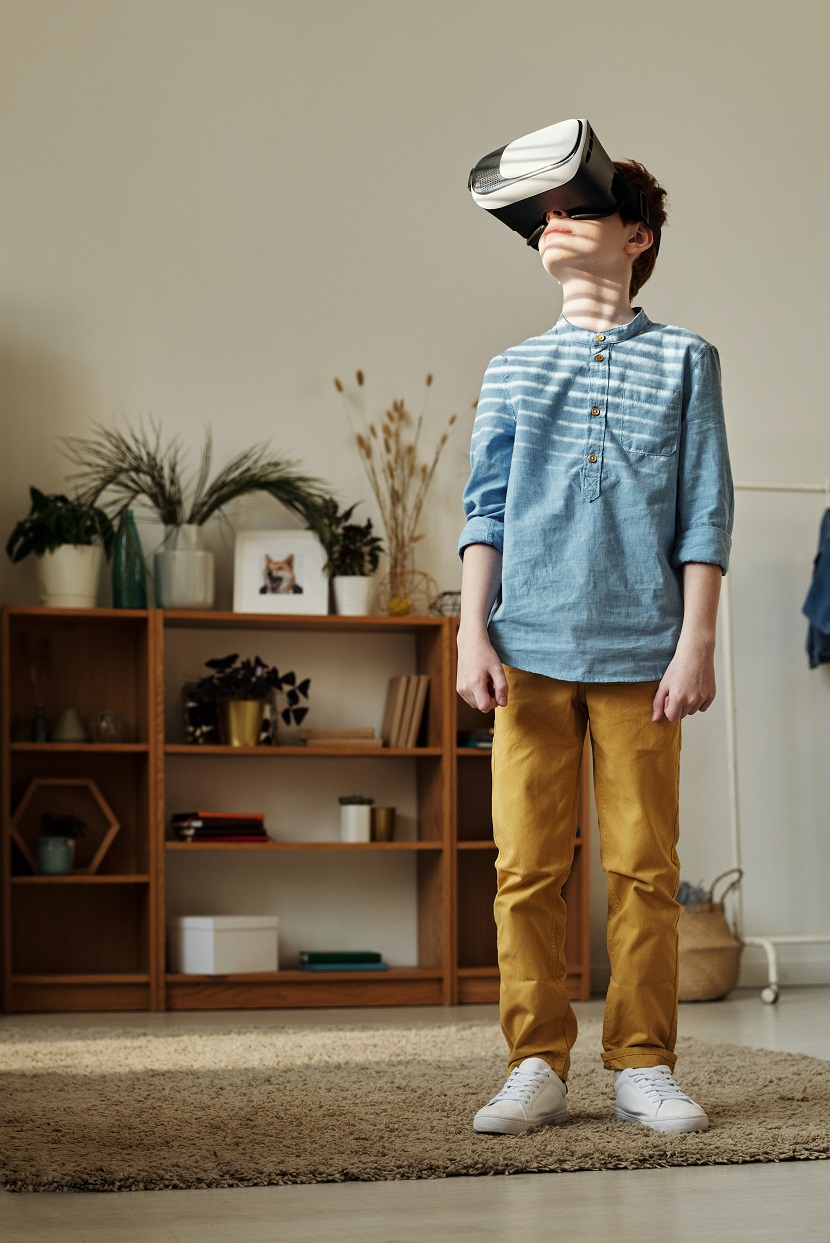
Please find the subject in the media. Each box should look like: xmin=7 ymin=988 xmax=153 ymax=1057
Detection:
xmin=332 ymin=371 xmax=458 ymax=563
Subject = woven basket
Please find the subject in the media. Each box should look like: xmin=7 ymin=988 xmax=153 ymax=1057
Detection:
xmin=677 ymin=868 xmax=744 ymax=1001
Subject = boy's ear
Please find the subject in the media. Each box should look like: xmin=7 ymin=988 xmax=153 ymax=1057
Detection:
xmin=625 ymin=221 xmax=654 ymax=257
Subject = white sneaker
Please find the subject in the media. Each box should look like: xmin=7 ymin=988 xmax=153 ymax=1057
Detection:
xmin=473 ymin=1056 xmax=569 ymax=1135
xmin=614 ymin=1065 xmax=709 ymax=1134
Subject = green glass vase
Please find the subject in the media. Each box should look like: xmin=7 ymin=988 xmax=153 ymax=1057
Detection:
xmin=112 ymin=509 xmax=148 ymax=608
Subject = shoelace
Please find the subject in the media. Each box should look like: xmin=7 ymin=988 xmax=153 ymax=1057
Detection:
xmin=622 ymin=1066 xmax=693 ymax=1104
xmin=488 ymin=1064 xmax=555 ymax=1106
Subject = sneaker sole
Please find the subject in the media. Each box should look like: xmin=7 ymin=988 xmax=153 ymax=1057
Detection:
xmin=473 ymin=1109 xmax=569 ymax=1136
xmin=614 ymin=1106 xmax=709 ymax=1134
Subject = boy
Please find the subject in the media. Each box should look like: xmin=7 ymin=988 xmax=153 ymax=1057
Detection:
xmin=456 ymin=158 xmax=734 ymax=1136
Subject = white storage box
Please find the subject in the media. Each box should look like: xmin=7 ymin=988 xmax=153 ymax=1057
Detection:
xmin=168 ymin=915 xmax=279 ymax=975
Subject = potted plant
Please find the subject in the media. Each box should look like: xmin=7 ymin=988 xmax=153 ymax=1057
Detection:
xmin=338 ymin=793 xmax=375 ymax=843
xmin=317 ymin=497 xmax=384 ymax=615
xmin=6 ymin=488 xmax=114 ymax=608
xmin=36 ymin=812 xmax=86 ymax=876
xmin=62 ymin=420 xmax=334 ymax=610
xmin=195 ymin=652 xmax=311 ymax=747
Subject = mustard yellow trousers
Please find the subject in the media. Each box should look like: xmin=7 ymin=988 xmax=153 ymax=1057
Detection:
xmin=492 ymin=664 xmax=682 ymax=1082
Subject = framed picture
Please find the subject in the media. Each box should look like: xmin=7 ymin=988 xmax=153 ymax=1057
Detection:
xmin=232 ymin=529 xmax=329 ymax=615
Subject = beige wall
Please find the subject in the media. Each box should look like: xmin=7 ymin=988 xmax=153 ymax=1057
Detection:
xmin=2 ymin=0 xmax=829 ymax=988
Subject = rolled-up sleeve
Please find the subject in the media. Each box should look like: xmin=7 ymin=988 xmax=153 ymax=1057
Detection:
xmin=457 ymin=355 xmax=516 ymax=561
xmin=670 ymin=342 xmax=734 ymax=576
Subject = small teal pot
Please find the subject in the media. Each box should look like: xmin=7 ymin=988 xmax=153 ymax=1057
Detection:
xmin=36 ymin=836 xmax=76 ymax=876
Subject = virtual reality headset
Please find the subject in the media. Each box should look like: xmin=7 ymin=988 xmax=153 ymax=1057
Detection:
xmin=468 ymin=118 xmax=660 ymax=256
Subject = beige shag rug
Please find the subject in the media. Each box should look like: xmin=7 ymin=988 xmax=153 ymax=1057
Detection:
xmin=1 ymin=1017 xmax=829 ymax=1192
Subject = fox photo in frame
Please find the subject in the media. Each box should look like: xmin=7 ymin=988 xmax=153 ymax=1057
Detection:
xmin=233 ymin=530 xmax=329 ymax=614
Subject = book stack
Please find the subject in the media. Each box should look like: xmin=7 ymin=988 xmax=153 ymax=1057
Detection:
xmin=171 ymin=811 xmax=269 ymax=843
xmin=296 ymin=727 xmax=383 ymax=748
xmin=298 ymin=950 xmax=388 ymax=972
xmin=381 ymin=674 xmax=430 ymax=748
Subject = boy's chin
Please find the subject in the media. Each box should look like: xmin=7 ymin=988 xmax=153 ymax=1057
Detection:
xmin=540 ymin=255 xmax=606 ymax=286
xmin=540 ymin=256 xmax=567 ymax=284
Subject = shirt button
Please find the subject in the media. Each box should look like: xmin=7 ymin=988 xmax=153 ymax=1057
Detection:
xmin=594 ymin=353 xmax=604 ymax=362
xmin=591 ymin=406 xmax=600 ymax=416
xmin=588 ymin=453 xmax=597 ymax=463
xmin=595 ymin=334 xmax=606 ymax=342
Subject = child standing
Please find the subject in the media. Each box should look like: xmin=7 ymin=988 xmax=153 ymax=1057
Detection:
xmin=456 ymin=159 xmax=733 ymax=1136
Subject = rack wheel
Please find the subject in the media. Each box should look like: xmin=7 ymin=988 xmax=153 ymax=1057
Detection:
xmin=760 ymin=984 xmax=779 ymax=1004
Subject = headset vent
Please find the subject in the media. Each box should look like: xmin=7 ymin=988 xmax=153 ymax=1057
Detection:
xmin=472 ymin=169 xmax=504 ymax=193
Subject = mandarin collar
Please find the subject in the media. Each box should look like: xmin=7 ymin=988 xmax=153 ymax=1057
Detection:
xmin=552 ymin=306 xmax=651 ymax=345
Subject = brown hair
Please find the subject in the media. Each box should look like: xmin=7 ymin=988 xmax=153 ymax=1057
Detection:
xmin=613 ymin=159 xmax=668 ymax=300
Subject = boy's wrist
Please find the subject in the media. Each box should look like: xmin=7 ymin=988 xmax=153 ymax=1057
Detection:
xmin=676 ymin=628 xmax=716 ymax=652
xmin=458 ymin=621 xmax=491 ymax=644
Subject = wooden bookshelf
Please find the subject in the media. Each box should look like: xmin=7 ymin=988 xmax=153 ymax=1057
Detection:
xmin=1 ymin=607 xmax=158 ymax=1012
xmin=1 ymin=606 xmax=590 ymax=1012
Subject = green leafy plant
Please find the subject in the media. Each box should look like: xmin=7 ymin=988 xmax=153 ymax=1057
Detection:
xmin=195 ymin=653 xmax=311 ymax=727
xmin=6 ymin=489 xmax=114 ymax=563
xmin=317 ymin=497 xmax=384 ymax=576
xmin=40 ymin=812 xmax=86 ymax=839
xmin=62 ymin=418 xmax=334 ymax=532
xmin=337 ymin=794 xmax=375 ymax=805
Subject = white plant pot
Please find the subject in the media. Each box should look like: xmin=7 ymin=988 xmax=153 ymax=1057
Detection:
xmin=340 ymin=804 xmax=372 ymax=843
xmin=332 ymin=575 xmax=375 ymax=615
xmin=154 ymin=524 xmax=215 ymax=609
xmin=35 ymin=544 xmax=103 ymax=608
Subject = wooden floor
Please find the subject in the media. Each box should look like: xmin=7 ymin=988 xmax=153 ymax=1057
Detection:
xmin=2 ymin=986 xmax=829 ymax=1241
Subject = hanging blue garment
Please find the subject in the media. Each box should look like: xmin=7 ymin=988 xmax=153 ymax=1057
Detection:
xmin=802 ymin=506 xmax=830 ymax=668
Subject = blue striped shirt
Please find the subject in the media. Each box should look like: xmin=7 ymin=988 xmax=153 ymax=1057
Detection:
xmin=457 ymin=306 xmax=734 ymax=682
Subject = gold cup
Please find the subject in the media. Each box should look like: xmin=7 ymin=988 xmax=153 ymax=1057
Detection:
xmin=219 ymin=699 xmax=265 ymax=748
xmin=371 ymin=806 xmax=396 ymax=842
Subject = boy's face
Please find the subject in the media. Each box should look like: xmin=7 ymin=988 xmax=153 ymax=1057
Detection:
xmin=538 ymin=208 xmax=652 ymax=289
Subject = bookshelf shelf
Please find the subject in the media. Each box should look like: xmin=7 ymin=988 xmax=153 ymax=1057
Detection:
xmin=164 ymin=966 xmax=445 ymax=1010
xmin=164 ymin=744 xmax=442 ymax=757
xmin=166 ymin=967 xmax=441 ymax=982
xmin=11 ymin=874 xmax=151 ymax=884
xmin=13 ymin=973 xmax=151 ymax=984
xmin=11 ymin=743 xmax=150 ymax=754
xmin=165 ymin=840 xmax=443 ymax=851
xmin=161 ymin=610 xmax=444 ymax=634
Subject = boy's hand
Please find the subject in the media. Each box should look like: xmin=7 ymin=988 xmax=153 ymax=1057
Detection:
xmin=457 ymin=631 xmax=509 ymax=712
xmin=653 ymin=636 xmax=716 ymax=722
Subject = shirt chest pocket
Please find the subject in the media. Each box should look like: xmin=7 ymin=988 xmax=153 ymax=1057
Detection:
xmin=619 ymin=383 xmax=680 ymax=459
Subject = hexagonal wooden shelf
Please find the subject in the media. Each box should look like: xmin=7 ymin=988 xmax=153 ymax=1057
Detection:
xmin=11 ymin=778 xmax=121 ymax=875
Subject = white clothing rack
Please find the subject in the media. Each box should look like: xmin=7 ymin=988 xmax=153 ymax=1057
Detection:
xmin=720 ymin=478 xmax=830 ymax=1002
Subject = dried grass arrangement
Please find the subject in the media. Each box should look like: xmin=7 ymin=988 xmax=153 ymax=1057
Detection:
xmin=333 ymin=370 xmax=458 ymax=614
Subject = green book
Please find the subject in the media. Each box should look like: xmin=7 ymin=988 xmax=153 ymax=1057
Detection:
xmin=300 ymin=963 xmax=388 ymax=972
xmin=298 ymin=950 xmax=382 ymax=963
